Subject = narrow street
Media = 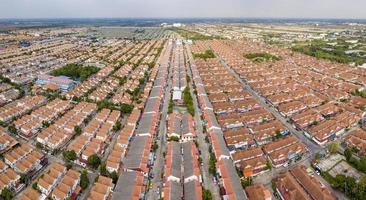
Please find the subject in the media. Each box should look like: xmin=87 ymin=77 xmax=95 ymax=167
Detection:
xmin=185 ymin=45 xmax=221 ymax=199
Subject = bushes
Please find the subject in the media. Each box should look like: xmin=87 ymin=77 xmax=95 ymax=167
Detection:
xmin=292 ymin=41 xmax=365 ymax=65
xmin=50 ymin=64 xmax=100 ymax=82
xmin=63 ymin=150 xmax=77 ymax=163
xmin=87 ymin=154 xmax=101 ymax=169
xmin=244 ymin=53 xmax=281 ymax=63
xmin=208 ymin=152 xmax=217 ymax=176
xmin=193 ymin=50 xmax=216 ymax=60
xmin=183 ymin=86 xmax=195 ymax=116
xmin=172 ymin=28 xmax=220 ymax=40
xmin=80 ymin=170 xmax=89 ymax=190
xmin=202 ymin=189 xmax=213 ymax=200
xmin=168 ymin=99 xmax=174 ymax=114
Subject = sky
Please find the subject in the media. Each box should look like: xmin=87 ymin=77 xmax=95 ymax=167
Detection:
xmin=1 ymin=0 xmax=366 ymax=19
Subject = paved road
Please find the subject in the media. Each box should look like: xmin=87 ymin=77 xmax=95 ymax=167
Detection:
xmin=215 ymin=54 xmax=324 ymax=157
xmin=185 ymin=46 xmax=221 ymax=199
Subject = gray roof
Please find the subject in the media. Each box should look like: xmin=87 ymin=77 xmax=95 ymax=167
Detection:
xmin=169 ymin=142 xmax=182 ymax=179
xmin=211 ymin=129 xmax=231 ymax=157
xmin=206 ymin=110 xmax=220 ymax=128
xmin=149 ymin=86 xmax=162 ymax=98
xmin=166 ymin=181 xmax=182 ymax=200
xmin=123 ymin=135 xmax=149 ymax=170
xmin=135 ymin=113 xmax=155 ymax=135
xmin=144 ymin=97 xmax=161 ymax=114
xmin=182 ymin=142 xmax=194 ymax=178
xmin=112 ymin=171 xmax=142 ymax=200
xmin=153 ymin=77 xmax=165 ymax=87
xmin=222 ymin=158 xmax=248 ymax=200
xmin=181 ymin=114 xmax=190 ymax=135
xmin=183 ymin=181 xmax=199 ymax=200
xmin=173 ymin=114 xmax=182 ymax=135
xmin=201 ymin=95 xmax=213 ymax=109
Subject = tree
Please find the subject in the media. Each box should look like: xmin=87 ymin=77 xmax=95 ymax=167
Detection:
xmin=202 ymin=189 xmax=213 ymax=200
xmin=208 ymin=153 xmax=217 ymax=176
xmin=110 ymin=171 xmax=118 ymax=184
xmin=66 ymin=163 xmax=72 ymax=170
xmin=20 ymin=173 xmax=28 ymax=184
xmin=168 ymin=136 xmax=179 ymax=142
xmin=87 ymin=154 xmax=101 ymax=169
xmin=113 ymin=121 xmax=121 ymax=132
xmin=344 ymin=148 xmax=353 ymax=161
xmin=32 ymin=182 xmax=38 ymax=190
xmin=80 ymin=170 xmax=89 ymax=190
xmin=241 ymin=177 xmax=253 ymax=188
xmin=358 ymin=157 xmax=366 ymax=172
xmin=42 ymin=120 xmax=50 ymax=128
xmin=152 ymin=142 xmax=159 ymax=152
xmin=74 ymin=126 xmax=82 ymax=135
xmin=328 ymin=141 xmax=339 ymax=154
xmin=266 ymin=160 xmax=273 ymax=170
xmin=100 ymin=163 xmax=108 ymax=176
xmin=8 ymin=125 xmax=17 ymax=135
xmin=1 ymin=187 xmax=12 ymax=200
xmin=63 ymin=150 xmax=77 ymax=162
xmin=35 ymin=142 xmax=44 ymax=150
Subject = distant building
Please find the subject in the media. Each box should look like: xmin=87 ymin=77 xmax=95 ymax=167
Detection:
xmin=36 ymin=74 xmax=76 ymax=92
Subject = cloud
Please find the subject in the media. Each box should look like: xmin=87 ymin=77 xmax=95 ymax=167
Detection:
xmin=0 ymin=0 xmax=365 ymax=19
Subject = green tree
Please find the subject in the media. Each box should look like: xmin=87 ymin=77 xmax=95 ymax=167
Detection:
xmin=113 ymin=121 xmax=121 ymax=132
xmin=87 ymin=154 xmax=101 ymax=169
xmin=208 ymin=153 xmax=217 ymax=176
xmin=74 ymin=126 xmax=82 ymax=135
xmin=42 ymin=120 xmax=50 ymax=128
xmin=8 ymin=125 xmax=17 ymax=134
xmin=20 ymin=173 xmax=28 ymax=184
xmin=80 ymin=170 xmax=89 ymax=190
xmin=202 ymin=189 xmax=213 ymax=200
xmin=110 ymin=171 xmax=118 ymax=184
xmin=168 ymin=136 xmax=179 ymax=142
xmin=63 ymin=150 xmax=77 ymax=162
xmin=266 ymin=160 xmax=273 ymax=170
xmin=35 ymin=142 xmax=44 ymax=150
xmin=100 ymin=163 xmax=108 ymax=176
xmin=0 ymin=187 xmax=12 ymax=200
xmin=328 ymin=141 xmax=339 ymax=154
xmin=32 ymin=182 xmax=38 ymax=190
xmin=241 ymin=177 xmax=253 ymax=188
xmin=344 ymin=148 xmax=353 ymax=161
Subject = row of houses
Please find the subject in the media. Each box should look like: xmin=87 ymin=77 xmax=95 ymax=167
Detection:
xmin=111 ymin=38 xmax=173 ymax=200
xmin=87 ymin=176 xmax=114 ymax=200
xmin=36 ymin=102 xmax=97 ymax=150
xmin=203 ymin=39 xmax=365 ymax=146
xmin=187 ymin=43 xmax=248 ymax=200
xmin=14 ymin=98 xmax=72 ymax=139
xmin=24 ymin=163 xmax=81 ymax=200
xmin=274 ymin=165 xmax=335 ymax=200
xmin=0 ymin=143 xmax=46 ymax=196
xmin=4 ymin=144 xmax=46 ymax=176
xmin=0 ymin=95 xmax=47 ymax=124
xmin=167 ymin=113 xmax=196 ymax=142
xmin=163 ymin=141 xmax=202 ymax=200
xmin=0 ymin=128 xmax=19 ymax=154
xmin=67 ymin=108 xmax=121 ymax=167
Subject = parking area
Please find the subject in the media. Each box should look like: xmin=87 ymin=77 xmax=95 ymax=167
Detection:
xmin=329 ymin=160 xmax=363 ymax=180
xmin=317 ymin=154 xmax=344 ymax=172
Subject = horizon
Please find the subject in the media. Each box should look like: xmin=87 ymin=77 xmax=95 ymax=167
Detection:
xmin=2 ymin=0 xmax=366 ymax=19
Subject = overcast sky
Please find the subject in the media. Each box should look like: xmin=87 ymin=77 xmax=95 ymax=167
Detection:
xmin=1 ymin=0 xmax=365 ymax=19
